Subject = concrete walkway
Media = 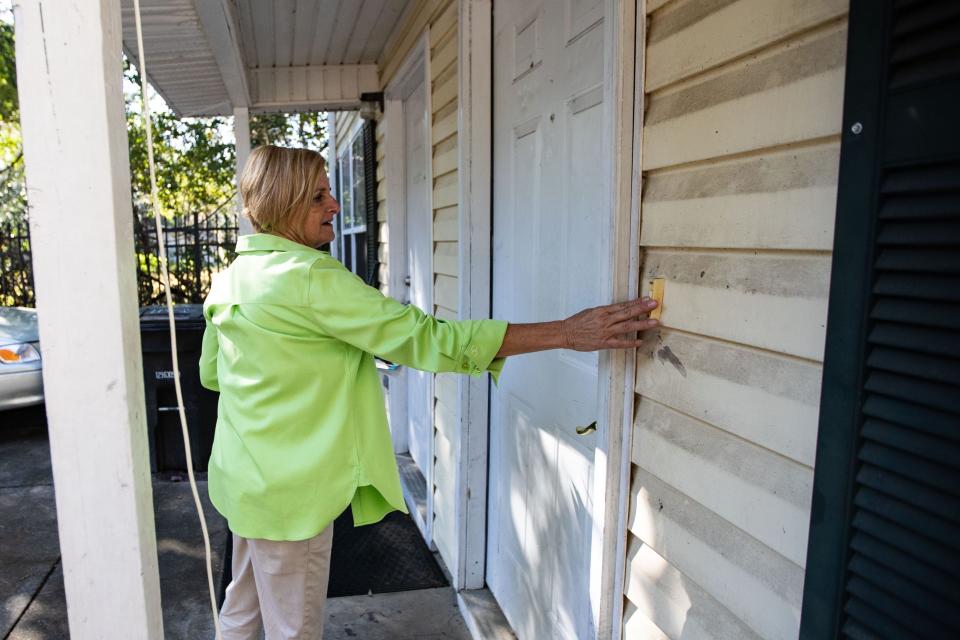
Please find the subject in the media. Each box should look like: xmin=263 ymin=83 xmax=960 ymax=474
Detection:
xmin=0 ymin=408 xmax=471 ymax=639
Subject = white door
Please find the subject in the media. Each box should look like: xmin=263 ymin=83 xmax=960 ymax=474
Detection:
xmin=403 ymin=74 xmax=433 ymax=476
xmin=487 ymin=1 xmax=610 ymax=639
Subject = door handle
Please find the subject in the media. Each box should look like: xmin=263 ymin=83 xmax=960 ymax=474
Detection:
xmin=575 ymin=421 xmax=597 ymax=435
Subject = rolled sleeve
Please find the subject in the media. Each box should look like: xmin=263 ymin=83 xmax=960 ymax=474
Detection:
xmin=308 ymin=260 xmax=508 ymax=378
xmin=199 ymin=308 xmax=220 ymax=391
xmin=461 ymin=318 xmax=509 ymax=385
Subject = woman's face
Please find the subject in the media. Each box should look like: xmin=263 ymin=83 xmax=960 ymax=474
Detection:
xmin=302 ymin=171 xmax=340 ymax=248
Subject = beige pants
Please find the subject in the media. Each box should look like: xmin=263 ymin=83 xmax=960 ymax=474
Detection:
xmin=219 ymin=523 xmax=334 ymax=640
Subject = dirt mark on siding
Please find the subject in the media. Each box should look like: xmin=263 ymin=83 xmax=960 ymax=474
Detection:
xmin=656 ymin=345 xmax=687 ymax=377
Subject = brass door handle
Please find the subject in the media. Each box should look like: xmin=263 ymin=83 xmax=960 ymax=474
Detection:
xmin=575 ymin=421 xmax=597 ymax=435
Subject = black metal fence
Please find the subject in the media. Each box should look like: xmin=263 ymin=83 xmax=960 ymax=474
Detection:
xmin=0 ymin=218 xmax=35 ymax=307
xmin=0 ymin=201 xmax=238 ymax=308
xmin=134 ymin=199 xmax=239 ymax=306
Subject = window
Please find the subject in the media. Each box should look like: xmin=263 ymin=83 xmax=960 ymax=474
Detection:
xmin=334 ymin=126 xmax=368 ymax=281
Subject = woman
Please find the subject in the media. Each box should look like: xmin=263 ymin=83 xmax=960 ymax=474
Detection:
xmin=200 ymin=145 xmax=658 ymax=640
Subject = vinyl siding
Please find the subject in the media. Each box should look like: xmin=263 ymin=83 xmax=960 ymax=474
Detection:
xmin=334 ymin=110 xmax=359 ymax=150
xmin=375 ymin=0 xmax=462 ymax=573
xmin=427 ymin=0 xmax=459 ymax=571
xmin=379 ymin=0 xmax=449 ymax=88
xmin=623 ymin=1 xmax=849 ymax=639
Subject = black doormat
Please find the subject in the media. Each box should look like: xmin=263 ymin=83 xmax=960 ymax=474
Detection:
xmin=217 ymin=507 xmax=449 ymax=603
xmin=327 ymin=507 xmax=448 ymax=597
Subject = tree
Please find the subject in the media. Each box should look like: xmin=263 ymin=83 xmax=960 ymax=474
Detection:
xmin=251 ymin=112 xmax=328 ymax=155
xmin=0 ymin=19 xmax=23 ymax=224
xmin=0 ymin=17 xmax=16 ymax=121
xmin=124 ymin=60 xmax=237 ymax=218
xmin=0 ymin=18 xmax=29 ymax=306
xmin=124 ymin=62 xmax=329 ymax=219
xmin=0 ymin=18 xmax=328 ymax=307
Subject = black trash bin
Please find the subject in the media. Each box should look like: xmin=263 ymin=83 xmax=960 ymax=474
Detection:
xmin=140 ymin=304 xmax=218 ymax=472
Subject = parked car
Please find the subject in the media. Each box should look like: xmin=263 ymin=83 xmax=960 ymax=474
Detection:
xmin=0 ymin=307 xmax=44 ymax=411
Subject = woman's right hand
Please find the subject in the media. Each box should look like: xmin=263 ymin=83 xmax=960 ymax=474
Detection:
xmin=494 ymin=298 xmax=659 ymax=358
xmin=559 ymin=298 xmax=659 ymax=352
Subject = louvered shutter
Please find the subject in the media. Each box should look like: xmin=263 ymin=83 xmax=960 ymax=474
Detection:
xmin=362 ymin=119 xmax=379 ymax=289
xmin=801 ymin=1 xmax=960 ymax=638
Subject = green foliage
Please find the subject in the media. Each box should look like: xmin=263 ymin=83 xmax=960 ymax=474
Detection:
xmin=0 ymin=17 xmax=28 ymax=306
xmin=0 ymin=21 xmax=17 ymax=123
xmin=251 ymin=112 xmax=328 ymax=154
xmin=123 ymin=61 xmax=328 ymax=218
xmin=0 ymin=31 xmax=328 ymax=307
xmin=0 ymin=19 xmax=23 ymax=225
xmin=124 ymin=59 xmax=237 ymax=218
xmin=0 ymin=119 xmax=23 ymax=224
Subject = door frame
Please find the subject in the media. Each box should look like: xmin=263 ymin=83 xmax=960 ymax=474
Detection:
xmin=458 ymin=0 xmax=643 ymax=637
xmin=384 ymin=32 xmax=436 ymax=546
xmin=593 ymin=2 xmax=643 ymax=638
xmin=452 ymin=0 xmax=493 ymax=592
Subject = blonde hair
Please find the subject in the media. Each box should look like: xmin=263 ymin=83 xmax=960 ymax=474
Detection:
xmin=239 ymin=145 xmax=328 ymax=243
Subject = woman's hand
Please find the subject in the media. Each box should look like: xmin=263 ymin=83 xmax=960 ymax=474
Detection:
xmin=494 ymin=298 xmax=658 ymax=358
xmin=560 ymin=298 xmax=659 ymax=351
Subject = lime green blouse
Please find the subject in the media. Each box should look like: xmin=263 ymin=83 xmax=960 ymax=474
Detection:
xmin=199 ymin=233 xmax=508 ymax=541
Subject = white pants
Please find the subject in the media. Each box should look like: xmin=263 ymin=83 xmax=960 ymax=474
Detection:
xmin=219 ymin=523 xmax=334 ymax=640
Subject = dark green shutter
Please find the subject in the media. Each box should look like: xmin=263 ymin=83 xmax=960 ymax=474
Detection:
xmin=362 ymin=119 xmax=379 ymax=289
xmin=801 ymin=0 xmax=960 ymax=638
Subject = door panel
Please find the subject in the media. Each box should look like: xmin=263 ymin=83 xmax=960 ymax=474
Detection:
xmin=403 ymin=75 xmax=432 ymax=475
xmin=488 ymin=1 xmax=609 ymax=638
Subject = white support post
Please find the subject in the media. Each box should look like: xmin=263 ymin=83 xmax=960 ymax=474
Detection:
xmin=233 ymin=106 xmax=253 ymax=235
xmin=13 ymin=1 xmax=164 ymax=638
xmin=326 ymin=111 xmax=340 ymax=260
xmin=454 ymin=0 xmax=492 ymax=591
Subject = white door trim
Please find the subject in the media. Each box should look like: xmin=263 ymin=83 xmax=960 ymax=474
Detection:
xmin=453 ymin=0 xmax=492 ymax=592
xmin=590 ymin=1 xmax=643 ymax=639
xmin=383 ymin=98 xmax=407 ymax=455
xmin=384 ymin=31 xmax=436 ymax=548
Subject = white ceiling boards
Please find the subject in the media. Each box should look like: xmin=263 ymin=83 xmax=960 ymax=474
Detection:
xmin=120 ymin=0 xmax=412 ymax=116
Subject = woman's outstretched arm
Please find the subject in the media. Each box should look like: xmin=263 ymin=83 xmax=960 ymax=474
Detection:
xmin=495 ymin=297 xmax=659 ymax=357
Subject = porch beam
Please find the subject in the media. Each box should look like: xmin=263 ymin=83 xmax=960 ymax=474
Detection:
xmin=13 ymin=1 xmax=163 ymax=638
xmin=251 ymin=64 xmax=380 ymax=111
xmin=194 ymin=0 xmax=252 ymax=108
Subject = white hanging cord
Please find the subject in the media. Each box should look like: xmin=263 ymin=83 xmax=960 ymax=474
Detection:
xmin=131 ymin=2 xmax=223 ymax=638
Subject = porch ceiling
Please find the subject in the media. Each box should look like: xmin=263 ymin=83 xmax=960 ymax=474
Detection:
xmin=120 ymin=0 xmax=412 ymax=117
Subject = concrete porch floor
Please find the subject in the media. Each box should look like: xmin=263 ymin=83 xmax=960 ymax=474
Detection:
xmin=0 ymin=407 xmax=471 ymax=639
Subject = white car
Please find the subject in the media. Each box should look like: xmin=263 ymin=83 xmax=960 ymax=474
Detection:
xmin=0 ymin=306 xmax=44 ymax=411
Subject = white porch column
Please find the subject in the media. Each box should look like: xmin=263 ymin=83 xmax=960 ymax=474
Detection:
xmin=233 ymin=106 xmax=253 ymax=235
xmin=13 ymin=1 xmax=163 ymax=638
